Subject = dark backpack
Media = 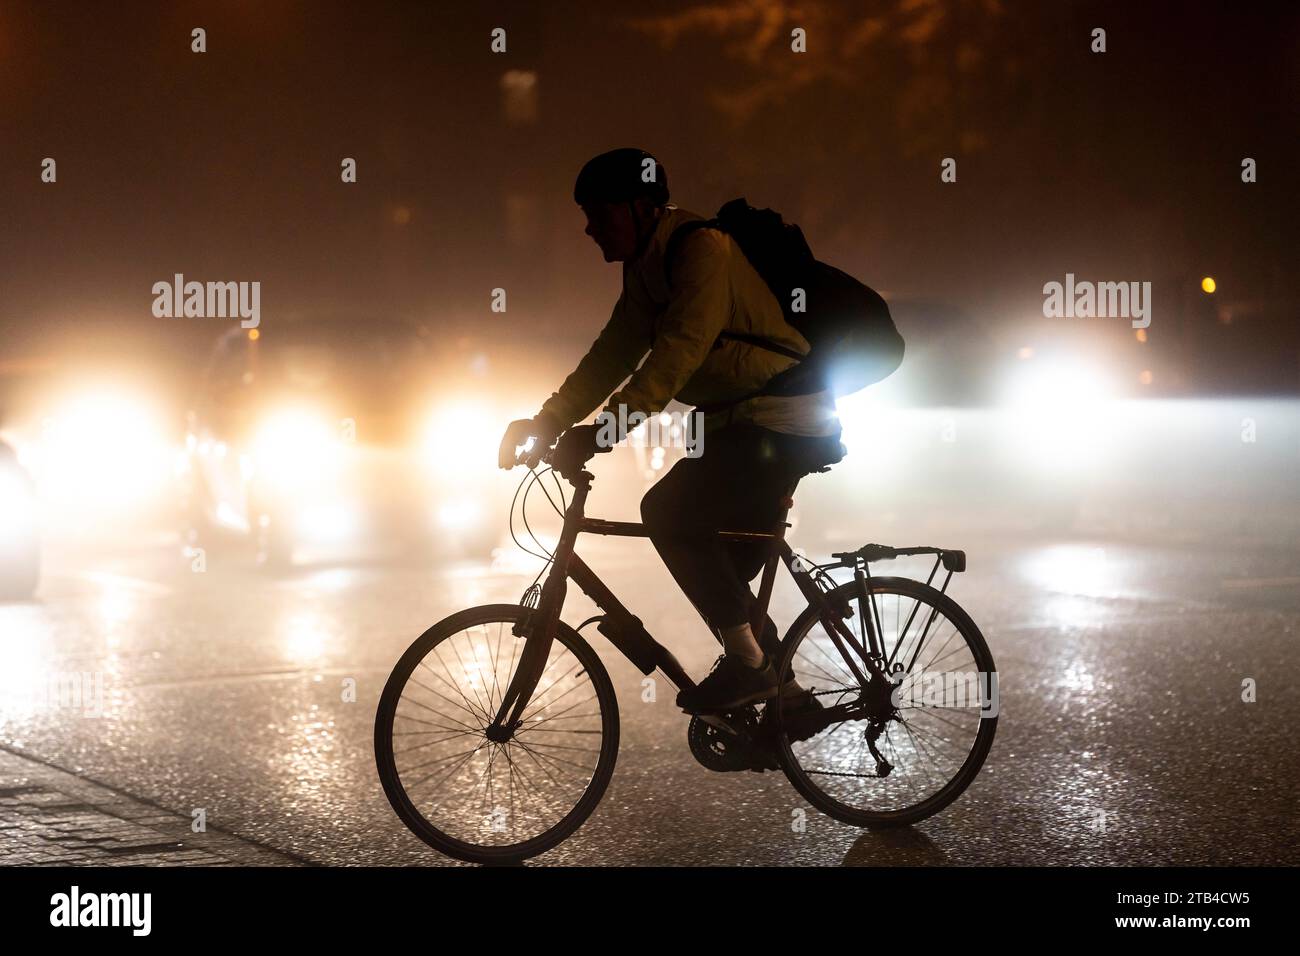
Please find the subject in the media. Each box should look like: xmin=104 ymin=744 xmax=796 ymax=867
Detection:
xmin=665 ymin=198 xmax=904 ymax=413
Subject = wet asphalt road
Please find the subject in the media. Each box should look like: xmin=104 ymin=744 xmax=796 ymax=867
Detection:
xmin=2 ymin=522 xmax=1297 ymax=867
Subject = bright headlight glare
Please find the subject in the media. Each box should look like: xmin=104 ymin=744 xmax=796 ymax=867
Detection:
xmin=423 ymin=403 xmax=499 ymax=475
xmin=34 ymin=391 xmax=170 ymax=506
xmin=998 ymin=359 xmax=1118 ymax=471
xmin=436 ymin=499 xmax=481 ymax=529
xmin=296 ymin=502 xmax=359 ymax=540
xmin=1000 ymin=358 xmax=1116 ymax=413
xmin=253 ymin=409 xmax=339 ymax=483
xmin=832 ymin=389 xmax=907 ymax=483
xmin=0 ymin=472 xmax=33 ymax=525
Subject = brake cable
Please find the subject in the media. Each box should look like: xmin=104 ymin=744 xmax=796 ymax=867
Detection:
xmin=510 ymin=459 xmax=570 ymax=602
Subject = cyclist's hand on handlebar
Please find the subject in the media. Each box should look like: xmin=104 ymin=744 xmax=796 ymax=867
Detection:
xmin=498 ymin=418 xmax=535 ymax=469
xmin=498 ymin=413 xmax=563 ymax=470
xmin=550 ymin=423 xmax=611 ymax=480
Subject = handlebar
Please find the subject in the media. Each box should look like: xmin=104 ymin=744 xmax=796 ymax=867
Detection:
xmin=511 ymin=435 xmax=591 ymax=476
xmin=500 ymin=418 xmax=616 ymax=488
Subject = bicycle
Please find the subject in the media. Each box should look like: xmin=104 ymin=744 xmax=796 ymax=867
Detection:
xmin=375 ymin=439 xmax=998 ymax=864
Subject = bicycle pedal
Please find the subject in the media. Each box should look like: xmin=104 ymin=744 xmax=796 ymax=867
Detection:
xmin=747 ymin=753 xmax=780 ymax=773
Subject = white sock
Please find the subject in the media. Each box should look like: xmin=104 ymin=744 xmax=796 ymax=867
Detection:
xmin=720 ymin=622 xmax=765 ymax=667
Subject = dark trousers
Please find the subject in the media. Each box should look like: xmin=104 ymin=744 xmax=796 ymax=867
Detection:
xmin=639 ymin=423 xmax=843 ymax=635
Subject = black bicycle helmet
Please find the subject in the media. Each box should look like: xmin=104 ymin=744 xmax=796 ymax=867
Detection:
xmin=573 ymin=148 xmax=669 ymax=206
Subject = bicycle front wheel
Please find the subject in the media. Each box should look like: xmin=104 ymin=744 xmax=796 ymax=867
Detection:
xmin=774 ymin=577 xmax=998 ymax=827
xmin=375 ymin=604 xmax=619 ymax=863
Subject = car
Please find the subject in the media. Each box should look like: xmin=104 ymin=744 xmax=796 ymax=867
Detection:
xmin=0 ymin=439 xmax=40 ymax=598
xmin=180 ymin=316 xmax=522 ymax=569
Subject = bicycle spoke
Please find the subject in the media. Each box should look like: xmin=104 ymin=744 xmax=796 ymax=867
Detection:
xmin=897 ymin=716 xmax=945 ymax=792
xmin=402 ymin=739 xmax=491 ymax=794
xmin=900 ymin=716 xmax=968 ymax=758
xmin=392 ymin=704 xmax=480 ymax=735
xmin=420 ymin=657 xmax=491 ymax=724
xmin=487 ymin=621 xmax=504 ymax=714
xmin=447 ymin=631 xmax=493 ymax=721
xmin=519 ymin=658 xmax=587 ymax=720
xmin=797 ymin=634 xmax=857 ymax=687
xmin=521 ymin=687 xmax=598 ymax=728
xmin=511 ymin=738 xmax=598 ymax=784
xmin=396 ymin=692 xmax=483 ymax=734
xmin=392 ymin=730 xmax=480 ymax=755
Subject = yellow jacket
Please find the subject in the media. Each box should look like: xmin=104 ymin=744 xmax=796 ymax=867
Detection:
xmin=537 ymin=206 xmax=841 ymax=438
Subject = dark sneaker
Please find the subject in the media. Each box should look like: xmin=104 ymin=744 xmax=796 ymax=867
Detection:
xmin=677 ymin=654 xmax=779 ymax=714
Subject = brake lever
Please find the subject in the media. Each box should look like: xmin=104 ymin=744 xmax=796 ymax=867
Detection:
xmin=518 ymin=440 xmax=555 ymax=472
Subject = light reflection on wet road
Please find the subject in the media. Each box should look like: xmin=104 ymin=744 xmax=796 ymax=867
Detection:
xmin=1 ymin=527 xmax=1297 ymax=866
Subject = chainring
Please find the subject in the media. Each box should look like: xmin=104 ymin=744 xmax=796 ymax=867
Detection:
xmin=687 ymin=711 xmax=779 ymax=773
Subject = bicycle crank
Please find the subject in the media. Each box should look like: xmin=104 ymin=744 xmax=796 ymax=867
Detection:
xmin=687 ymin=712 xmax=779 ymax=773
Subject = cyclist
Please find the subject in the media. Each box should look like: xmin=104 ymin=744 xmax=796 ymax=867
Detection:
xmin=499 ymin=148 xmax=843 ymax=714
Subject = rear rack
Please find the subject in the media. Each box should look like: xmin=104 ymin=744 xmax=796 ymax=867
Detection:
xmin=826 ymin=543 xmax=967 ymax=598
xmin=830 ymin=543 xmax=966 ymax=573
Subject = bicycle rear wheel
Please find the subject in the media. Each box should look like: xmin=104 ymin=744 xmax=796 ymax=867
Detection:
xmin=774 ymin=577 xmax=997 ymax=827
xmin=375 ymin=604 xmax=619 ymax=863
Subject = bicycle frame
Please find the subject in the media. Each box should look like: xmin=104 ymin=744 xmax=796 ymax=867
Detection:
xmin=488 ymin=465 xmax=894 ymax=737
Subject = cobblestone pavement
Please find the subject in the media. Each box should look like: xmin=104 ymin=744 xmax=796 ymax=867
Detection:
xmin=0 ymin=747 xmax=304 ymax=867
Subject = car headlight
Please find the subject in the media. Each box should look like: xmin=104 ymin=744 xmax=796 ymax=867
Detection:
xmin=253 ymin=408 xmax=341 ymax=485
xmin=1000 ymin=357 xmax=1116 ymax=413
xmin=0 ymin=471 xmax=34 ymax=528
xmin=34 ymin=391 xmax=170 ymax=507
xmin=998 ymin=357 xmax=1119 ymax=471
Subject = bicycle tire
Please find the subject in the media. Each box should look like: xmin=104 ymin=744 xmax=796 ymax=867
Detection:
xmin=774 ymin=577 xmax=998 ymax=827
xmin=375 ymin=603 xmax=620 ymax=863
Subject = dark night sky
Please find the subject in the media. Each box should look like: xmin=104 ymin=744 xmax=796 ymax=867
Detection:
xmin=1 ymin=0 xmax=1296 ymax=395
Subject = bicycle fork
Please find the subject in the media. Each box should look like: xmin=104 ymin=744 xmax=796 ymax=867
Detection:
xmin=488 ymin=582 xmax=563 ymax=741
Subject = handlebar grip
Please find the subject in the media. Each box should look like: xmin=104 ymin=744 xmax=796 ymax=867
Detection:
xmin=517 ymin=439 xmax=555 ymax=470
